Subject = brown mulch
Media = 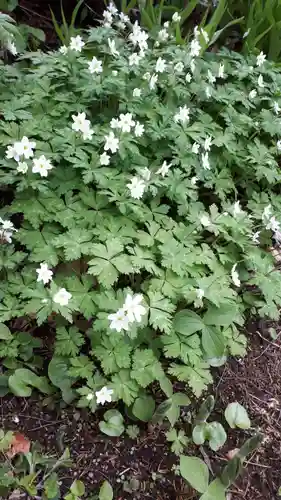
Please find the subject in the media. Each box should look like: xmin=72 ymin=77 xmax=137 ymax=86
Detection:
xmin=1 ymin=325 xmax=281 ymax=499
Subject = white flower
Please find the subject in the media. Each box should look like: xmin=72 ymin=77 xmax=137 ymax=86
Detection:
xmin=129 ymin=22 xmax=149 ymax=51
xmin=82 ymin=126 xmax=94 ymax=141
xmin=108 ymin=2 xmax=118 ymax=14
xmin=120 ymin=12 xmax=129 ymax=23
xmin=194 ymin=25 xmax=199 ymax=38
xmin=108 ymin=38 xmax=119 ymax=56
xmin=127 ymin=176 xmax=146 ymax=199
xmin=134 ymin=122 xmax=144 ymax=137
xmin=0 ymin=229 xmax=13 ymax=243
xmin=86 ymin=393 xmax=94 ymax=401
xmin=256 ymin=51 xmax=266 ymax=67
xmin=100 ymin=152 xmax=110 ymax=165
xmin=141 ymin=167 xmax=151 ymax=181
xmin=202 ymin=152 xmax=210 ymax=170
xmin=72 ymin=112 xmax=93 ymax=139
xmin=117 ymin=20 xmax=126 ymax=30
xmin=123 ymin=293 xmax=146 ymax=323
xmin=243 ymin=29 xmax=250 ymax=38
xmin=133 ymin=88 xmax=142 ymax=97
xmin=205 ymin=86 xmax=212 ymax=98
xmin=266 ymin=216 xmax=280 ymax=232
xmin=201 ymin=29 xmax=209 ymax=43
xmin=192 ymin=143 xmax=200 ymax=154
xmin=6 ymin=39 xmax=17 ymax=55
xmin=112 ymin=70 xmax=118 ymax=76
xmin=200 ymin=215 xmax=211 ymax=227
xmin=129 ymin=53 xmax=141 ymax=66
xmin=207 ymin=70 xmax=216 ymax=84
xmin=36 ymin=263 xmax=53 ymax=285
xmin=103 ymin=10 xmax=113 ymax=24
xmin=185 ymin=73 xmax=192 ymax=83
xmin=252 ymin=231 xmax=260 ymax=244
xmin=233 ymin=201 xmax=243 ymax=217
xmin=204 ymin=136 xmax=212 ymax=151
xmin=6 ymin=142 xmax=23 ymax=162
xmin=155 ymin=57 xmax=167 ymax=73
xmin=190 ymin=38 xmax=201 ymax=57
xmin=17 ymin=162 xmax=28 ymax=174
xmin=191 ymin=176 xmax=198 ymax=185
xmin=20 ymin=136 xmax=36 ymax=159
xmin=12 ymin=416 xmax=19 ymax=424
xmin=190 ymin=58 xmax=196 ymax=73
xmin=174 ymin=62 xmax=184 ymax=73
xmin=218 ymin=63 xmax=224 ymax=78
xmin=0 ymin=218 xmax=16 ymax=232
xmin=156 ymin=160 xmax=172 ymax=177
xmin=158 ymin=28 xmax=169 ymax=42
xmin=277 ymin=140 xmax=281 ymax=151
xmin=196 ymin=288 xmax=205 ymax=300
xmin=59 ymin=45 xmax=68 ymax=54
xmin=172 ymin=12 xmax=181 ymax=23
xmin=174 ymin=105 xmax=190 ymax=125
xmin=69 ymin=35 xmax=85 ymax=52
xmin=119 ymin=113 xmax=135 ymax=133
xmin=273 ymin=102 xmax=280 ymax=115
xmin=149 ymin=73 xmax=158 ymax=90
xmin=32 ymin=155 xmax=53 ymax=177
xmin=143 ymin=72 xmax=150 ymax=81
xmin=249 ymin=89 xmax=257 ymax=99
xmin=104 ymin=132 xmax=119 ymax=153
xmin=262 ymin=204 xmax=272 ymax=222
xmin=53 ymin=288 xmax=72 ymax=306
xmin=110 ymin=118 xmax=120 ymax=129
xmin=231 ymin=264 xmax=240 ymax=287
xmin=108 ymin=308 xmax=130 ymax=332
xmin=257 ymin=74 xmax=264 ymax=88
xmin=164 ymin=21 xmax=170 ymax=28
xmin=88 ymin=56 xmax=103 ymax=74
xmin=95 ymin=387 xmax=114 ymax=405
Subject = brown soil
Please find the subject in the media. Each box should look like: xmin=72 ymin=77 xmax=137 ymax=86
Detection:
xmin=1 ymin=325 xmax=281 ymax=500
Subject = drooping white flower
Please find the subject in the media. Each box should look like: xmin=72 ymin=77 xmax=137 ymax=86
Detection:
xmin=129 ymin=53 xmax=141 ymax=66
xmin=252 ymin=231 xmax=260 ymax=244
xmin=104 ymin=132 xmax=119 ymax=153
xmin=118 ymin=113 xmax=135 ymax=133
xmin=200 ymin=28 xmax=209 ymax=43
xmin=95 ymin=387 xmax=114 ymax=405
xmin=257 ymin=74 xmax=264 ymax=88
xmin=249 ymin=89 xmax=257 ymax=99
xmin=190 ymin=58 xmax=196 ymax=73
xmin=100 ymin=152 xmax=110 ymax=165
xmin=174 ymin=62 xmax=184 ymax=73
xmin=134 ymin=122 xmax=144 ymax=137
xmin=196 ymin=288 xmax=205 ymax=300
xmin=277 ymin=140 xmax=281 ymax=151
xmin=174 ymin=105 xmax=190 ymax=125
xmin=32 ymin=155 xmax=53 ymax=177
xmin=108 ymin=308 xmax=130 ymax=332
xmin=149 ymin=73 xmax=158 ymax=90
xmin=191 ymin=176 xmax=198 ymax=185
xmin=53 ymin=288 xmax=72 ymax=306
xmin=185 ymin=72 xmax=192 ymax=83
xmin=190 ymin=38 xmax=201 ymax=57
xmin=20 ymin=136 xmax=36 ymax=159
xmin=192 ymin=143 xmax=200 ymax=154
xmin=123 ymin=293 xmax=146 ymax=323
xmin=172 ymin=12 xmax=181 ymax=23
xmin=133 ymin=88 xmax=142 ymax=97
xmin=88 ymin=56 xmax=103 ymax=74
xmin=17 ymin=162 xmax=28 ymax=174
xmin=243 ymin=29 xmax=250 ymax=38
xmin=207 ymin=70 xmax=216 ymax=84
xmin=36 ymin=263 xmax=53 ymax=285
xmin=69 ymin=35 xmax=85 ymax=52
xmin=108 ymin=38 xmax=119 ymax=56
xmin=158 ymin=28 xmax=169 ymax=42
xmin=204 ymin=136 xmax=212 ymax=151
xmin=273 ymin=102 xmax=280 ymax=115
xmin=156 ymin=160 xmax=172 ymax=177
xmin=59 ymin=45 xmax=68 ymax=54
xmin=155 ymin=57 xmax=167 ymax=73
xmin=218 ymin=63 xmax=224 ymax=78
xmin=141 ymin=167 xmax=151 ymax=181
xmin=127 ymin=176 xmax=146 ymax=199
xmin=256 ymin=51 xmax=266 ymax=67
xmin=6 ymin=142 xmax=23 ymax=162
xmin=233 ymin=201 xmax=243 ymax=217
xmin=200 ymin=215 xmax=211 ymax=227
xmin=231 ymin=264 xmax=240 ymax=287
xmin=6 ymin=39 xmax=17 ymax=55
xmin=202 ymin=152 xmax=210 ymax=170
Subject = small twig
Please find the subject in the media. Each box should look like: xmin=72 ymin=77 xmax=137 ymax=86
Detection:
xmin=253 ymin=330 xmax=281 ymax=361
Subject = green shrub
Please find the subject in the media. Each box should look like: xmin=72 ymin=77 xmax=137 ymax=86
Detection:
xmin=1 ymin=9 xmax=281 ymax=410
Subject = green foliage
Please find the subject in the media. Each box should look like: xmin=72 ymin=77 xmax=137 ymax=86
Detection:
xmin=99 ymin=409 xmax=125 ymax=437
xmin=1 ymin=12 xmax=281 ymax=416
xmin=180 ymin=455 xmax=209 ymax=494
xmin=166 ymin=428 xmax=189 ymax=455
xmin=224 ymin=401 xmax=251 ymax=429
xmin=99 ymin=480 xmax=114 ymax=500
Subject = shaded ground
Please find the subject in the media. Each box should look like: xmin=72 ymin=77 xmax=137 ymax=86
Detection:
xmin=1 ymin=325 xmax=281 ymax=499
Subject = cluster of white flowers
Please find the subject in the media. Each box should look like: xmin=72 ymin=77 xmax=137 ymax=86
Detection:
xmin=72 ymin=112 xmax=94 ymax=140
xmin=102 ymin=2 xmax=129 ymax=30
xmin=36 ymin=262 xmax=72 ymax=306
xmin=59 ymin=35 xmax=85 ymax=54
xmin=87 ymin=386 xmax=114 ymax=405
xmin=0 ymin=218 xmax=17 ymax=244
xmin=129 ymin=21 xmax=149 ymax=52
xmin=174 ymin=105 xmax=190 ymax=125
xmin=108 ymin=293 xmax=146 ymax=332
xmin=262 ymin=204 xmax=281 ymax=243
xmin=6 ymin=137 xmax=54 ymax=177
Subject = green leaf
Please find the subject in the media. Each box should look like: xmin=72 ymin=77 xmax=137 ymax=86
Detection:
xmin=199 ymin=478 xmax=226 ymax=500
xmin=8 ymin=368 xmax=51 ymax=397
xmin=132 ymin=395 xmax=155 ymax=422
xmin=180 ymin=456 xmax=209 ymax=493
xmin=48 ymin=357 xmax=75 ymax=404
xmin=0 ymin=323 xmax=12 ymax=340
xmin=201 ymin=327 xmax=225 ymax=358
xmin=44 ymin=473 xmax=60 ymax=499
xmin=225 ymin=402 xmax=251 ymax=429
xmin=70 ymin=479 xmax=85 ymax=496
xmin=99 ymin=409 xmax=125 ymax=437
xmin=148 ymin=291 xmax=175 ymax=334
xmin=204 ymin=304 xmax=244 ymax=327
xmin=174 ymin=310 xmax=204 ymax=335
xmin=207 ymin=422 xmax=227 ymax=452
xmin=99 ymin=480 xmax=113 ymax=500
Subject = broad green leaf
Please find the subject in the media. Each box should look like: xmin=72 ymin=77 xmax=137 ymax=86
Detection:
xmin=201 ymin=327 xmax=225 ymax=358
xmin=200 ymin=479 xmax=226 ymax=500
xmin=8 ymin=368 xmax=51 ymax=397
xmin=0 ymin=323 xmax=12 ymax=340
xmin=174 ymin=310 xmax=204 ymax=335
xmin=225 ymin=402 xmax=251 ymax=429
xmin=207 ymin=422 xmax=227 ymax=451
xmin=99 ymin=409 xmax=125 ymax=437
xmin=180 ymin=456 xmax=209 ymax=493
xmin=99 ymin=480 xmax=114 ymax=500
xmin=70 ymin=479 xmax=85 ymax=496
xmin=132 ymin=395 xmax=155 ymax=422
xmin=44 ymin=473 xmax=60 ymax=499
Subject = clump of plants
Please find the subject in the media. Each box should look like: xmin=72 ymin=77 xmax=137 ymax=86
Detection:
xmin=1 ymin=5 xmax=281 ymax=416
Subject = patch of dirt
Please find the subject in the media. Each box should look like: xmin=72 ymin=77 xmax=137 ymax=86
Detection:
xmin=1 ymin=326 xmax=281 ymax=499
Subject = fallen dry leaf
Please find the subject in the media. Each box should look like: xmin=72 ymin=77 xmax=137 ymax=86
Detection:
xmin=7 ymin=432 xmax=30 ymax=458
